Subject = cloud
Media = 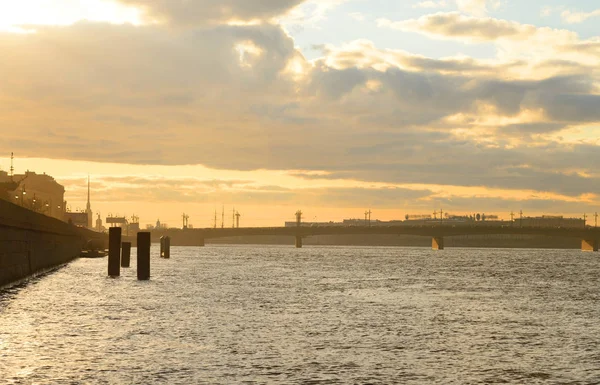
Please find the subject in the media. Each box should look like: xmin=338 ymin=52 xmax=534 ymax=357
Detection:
xmin=455 ymin=0 xmax=502 ymax=16
xmin=116 ymin=0 xmax=307 ymax=25
xmin=561 ymin=9 xmax=600 ymax=24
xmin=1 ymin=19 xmax=599 ymax=205
xmin=58 ymin=162 xmax=599 ymax=216
xmin=283 ymin=0 xmax=348 ymax=25
xmin=540 ymin=6 xmax=562 ymax=18
xmin=377 ymin=12 xmax=600 ymax=67
xmin=378 ymin=12 xmax=537 ymax=42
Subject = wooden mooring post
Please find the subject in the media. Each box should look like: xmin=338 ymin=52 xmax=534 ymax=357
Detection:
xmin=121 ymin=242 xmax=131 ymax=268
xmin=108 ymin=227 xmax=121 ymax=277
xmin=137 ymin=232 xmax=151 ymax=280
xmin=163 ymin=236 xmax=171 ymax=259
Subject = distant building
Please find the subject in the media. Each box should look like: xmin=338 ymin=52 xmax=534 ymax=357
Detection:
xmin=64 ymin=212 xmax=89 ymax=227
xmin=285 ymin=215 xmax=583 ymax=229
xmin=285 ymin=221 xmax=344 ymax=227
xmin=520 ymin=216 xmax=584 ymax=228
xmin=154 ymin=219 xmax=167 ymax=229
xmin=0 ymin=170 xmax=16 ymax=201
xmin=128 ymin=222 xmax=140 ymax=234
xmin=106 ymin=216 xmax=129 ymax=236
xmin=7 ymin=171 xmax=65 ymax=220
xmin=95 ymin=213 xmax=105 ymax=232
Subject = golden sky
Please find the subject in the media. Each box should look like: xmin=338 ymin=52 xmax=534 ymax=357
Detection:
xmin=1 ymin=0 xmax=599 ymax=227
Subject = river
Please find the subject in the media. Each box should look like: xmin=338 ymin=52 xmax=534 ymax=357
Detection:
xmin=1 ymin=246 xmax=599 ymax=384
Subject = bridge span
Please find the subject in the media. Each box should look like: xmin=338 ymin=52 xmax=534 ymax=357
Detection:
xmin=153 ymin=225 xmax=600 ymax=252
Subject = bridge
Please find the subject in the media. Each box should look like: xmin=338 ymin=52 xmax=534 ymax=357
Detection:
xmin=153 ymin=225 xmax=600 ymax=252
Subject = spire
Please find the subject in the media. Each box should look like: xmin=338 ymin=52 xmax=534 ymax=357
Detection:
xmin=87 ymin=175 xmax=91 ymax=208
xmin=86 ymin=175 xmax=93 ymax=228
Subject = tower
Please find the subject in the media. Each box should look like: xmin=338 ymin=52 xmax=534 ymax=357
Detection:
xmin=85 ymin=175 xmax=93 ymax=228
xmin=10 ymin=152 xmax=14 ymax=181
xmin=96 ymin=213 xmax=103 ymax=232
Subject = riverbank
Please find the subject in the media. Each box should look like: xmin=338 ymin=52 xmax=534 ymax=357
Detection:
xmin=0 ymin=199 xmax=97 ymax=288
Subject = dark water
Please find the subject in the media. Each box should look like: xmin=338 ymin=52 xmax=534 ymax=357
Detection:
xmin=1 ymin=246 xmax=599 ymax=384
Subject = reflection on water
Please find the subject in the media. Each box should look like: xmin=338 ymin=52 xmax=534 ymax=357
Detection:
xmin=1 ymin=246 xmax=599 ymax=383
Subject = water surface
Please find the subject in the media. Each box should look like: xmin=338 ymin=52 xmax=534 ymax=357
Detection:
xmin=1 ymin=246 xmax=599 ymax=383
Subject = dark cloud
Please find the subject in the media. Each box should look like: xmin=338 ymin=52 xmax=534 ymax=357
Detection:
xmin=402 ymin=56 xmax=525 ymax=73
xmin=309 ymin=66 xmax=368 ymax=99
xmin=289 ymin=137 xmax=600 ymax=198
xmin=536 ymin=94 xmax=600 ymax=123
xmin=498 ymin=123 xmax=565 ymax=135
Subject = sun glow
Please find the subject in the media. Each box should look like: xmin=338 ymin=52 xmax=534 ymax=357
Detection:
xmin=0 ymin=0 xmax=141 ymax=32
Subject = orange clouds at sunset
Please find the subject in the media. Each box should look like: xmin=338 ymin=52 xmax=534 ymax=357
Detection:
xmin=1 ymin=0 xmax=599 ymax=226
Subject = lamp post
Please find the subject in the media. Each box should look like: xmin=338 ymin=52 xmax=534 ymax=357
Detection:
xmin=21 ymin=186 xmax=26 ymax=206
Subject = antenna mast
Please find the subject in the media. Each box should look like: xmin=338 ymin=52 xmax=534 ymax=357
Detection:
xmin=10 ymin=152 xmax=14 ymax=181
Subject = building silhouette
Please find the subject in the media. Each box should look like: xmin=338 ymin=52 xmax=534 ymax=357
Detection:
xmin=2 ymin=171 xmax=65 ymax=220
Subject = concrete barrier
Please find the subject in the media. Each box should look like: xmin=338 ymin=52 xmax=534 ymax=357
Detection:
xmin=0 ymin=199 xmax=90 ymax=288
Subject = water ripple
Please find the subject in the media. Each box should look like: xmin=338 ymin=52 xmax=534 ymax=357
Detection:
xmin=1 ymin=246 xmax=599 ymax=383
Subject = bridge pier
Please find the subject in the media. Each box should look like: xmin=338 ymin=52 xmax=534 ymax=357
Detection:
xmin=295 ymin=235 xmax=302 ymax=248
xmin=581 ymin=239 xmax=599 ymax=252
xmin=432 ymin=236 xmax=444 ymax=250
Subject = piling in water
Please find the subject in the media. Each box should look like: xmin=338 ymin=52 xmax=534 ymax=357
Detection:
xmin=163 ymin=236 xmax=171 ymax=259
xmin=137 ymin=232 xmax=151 ymax=280
xmin=108 ymin=227 xmax=121 ymax=277
xmin=121 ymin=242 xmax=131 ymax=268
xmin=160 ymin=236 xmax=164 ymax=258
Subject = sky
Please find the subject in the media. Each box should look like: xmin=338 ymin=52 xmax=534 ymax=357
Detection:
xmin=0 ymin=0 xmax=599 ymax=228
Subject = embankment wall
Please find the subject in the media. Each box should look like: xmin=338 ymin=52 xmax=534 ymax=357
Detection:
xmin=0 ymin=199 xmax=89 ymax=287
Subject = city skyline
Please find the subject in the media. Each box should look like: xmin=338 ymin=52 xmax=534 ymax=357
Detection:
xmin=1 ymin=0 xmax=599 ymax=226
xmin=0 ymin=155 xmax=598 ymax=228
